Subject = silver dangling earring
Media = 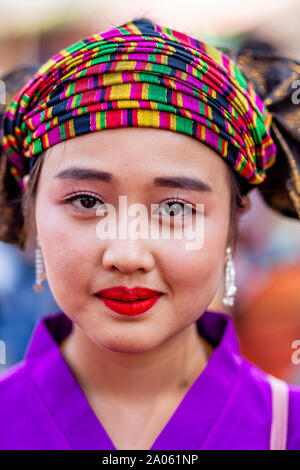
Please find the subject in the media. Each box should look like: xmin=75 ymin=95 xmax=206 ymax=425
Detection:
xmin=222 ymin=246 xmax=237 ymax=307
xmin=33 ymin=235 xmax=47 ymax=292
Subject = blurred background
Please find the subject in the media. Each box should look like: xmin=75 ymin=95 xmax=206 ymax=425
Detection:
xmin=1 ymin=0 xmax=300 ymax=384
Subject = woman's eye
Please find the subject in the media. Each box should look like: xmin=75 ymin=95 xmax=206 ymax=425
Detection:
xmin=67 ymin=194 xmax=106 ymax=211
xmin=155 ymin=201 xmax=194 ymax=218
xmin=66 ymin=195 xmax=195 ymax=219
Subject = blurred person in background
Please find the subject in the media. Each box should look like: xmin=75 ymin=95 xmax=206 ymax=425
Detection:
xmin=0 ymin=66 xmax=58 ymax=369
xmin=207 ymin=37 xmax=300 ymax=385
xmin=234 ymin=189 xmax=300 ymax=383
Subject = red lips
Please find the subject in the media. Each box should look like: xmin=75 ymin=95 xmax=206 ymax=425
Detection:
xmin=96 ymin=286 xmax=162 ymax=301
xmin=95 ymin=286 xmax=163 ymax=316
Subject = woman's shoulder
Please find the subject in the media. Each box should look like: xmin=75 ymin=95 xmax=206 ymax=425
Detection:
xmin=239 ymin=355 xmax=300 ymax=450
xmin=0 ymin=357 xmax=43 ymax=418
xmin=0 ymin=355 xmax=68 ymax=449
xmin=0 ymin=359 xmax=28 ymax=396
xmin=0 ymin=360 xmax=35 ymax=446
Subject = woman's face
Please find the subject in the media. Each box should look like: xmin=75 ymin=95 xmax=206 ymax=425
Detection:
xmin=34 ymin=127 xmax=232 ymax=353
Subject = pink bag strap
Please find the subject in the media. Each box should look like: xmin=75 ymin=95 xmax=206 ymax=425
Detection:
xmin=267 ymin=373 xmax=289 ymax=450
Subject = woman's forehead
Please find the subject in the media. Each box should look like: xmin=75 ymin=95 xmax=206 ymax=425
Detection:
xmin=44 ymin=127 xmax=228 ymax=183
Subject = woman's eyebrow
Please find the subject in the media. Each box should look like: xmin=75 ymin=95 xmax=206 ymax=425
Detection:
xmin=54 ymin=167 xmax=213 ymax=192
xmin=153 ymin=176 xmax=213 ymax=192
xmin=54 ymin=167 xmax=112 ymax=182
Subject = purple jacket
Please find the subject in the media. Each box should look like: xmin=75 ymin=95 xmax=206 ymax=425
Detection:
xmin=0 ymin=309 xmax=300 ymax=450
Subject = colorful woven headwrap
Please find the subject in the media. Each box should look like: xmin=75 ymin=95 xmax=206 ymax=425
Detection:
xmin=1 ymin=18 xmax=277 ymax=194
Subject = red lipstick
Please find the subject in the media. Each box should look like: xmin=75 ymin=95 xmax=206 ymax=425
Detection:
xmin=95 ymin=286 xmax=163 ymax=316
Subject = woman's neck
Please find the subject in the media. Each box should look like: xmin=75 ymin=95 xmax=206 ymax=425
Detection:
xmin=59 ymin=320 xmax=213 ymax=404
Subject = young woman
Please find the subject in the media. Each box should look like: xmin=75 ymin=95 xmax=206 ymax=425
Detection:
xmin=1 ymin=17 xmax=300 ymax=450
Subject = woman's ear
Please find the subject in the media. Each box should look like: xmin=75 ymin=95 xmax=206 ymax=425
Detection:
xmin=239 ymin=194 xmax=252 ymax=218
xmin=23 ymin=174 xmax=30 ymax=192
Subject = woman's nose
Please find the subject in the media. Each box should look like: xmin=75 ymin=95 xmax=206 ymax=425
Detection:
xmin=101 ymin=238 xmax=155 ymax=274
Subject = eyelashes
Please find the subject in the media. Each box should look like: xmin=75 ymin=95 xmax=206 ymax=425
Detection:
xmin=154 ymin=196 xmax=196 ymax=218
xmin=64 ymin=190 xmax=197 ymax=218
xmin=65 ymin=191 xmax=105 ymax=211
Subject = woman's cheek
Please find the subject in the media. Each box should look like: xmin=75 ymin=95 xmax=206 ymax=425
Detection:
xmin=180 ymin=212 xmax=227 ymax=290
xmin=36 ymin=200 xmax=93 ymax=292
